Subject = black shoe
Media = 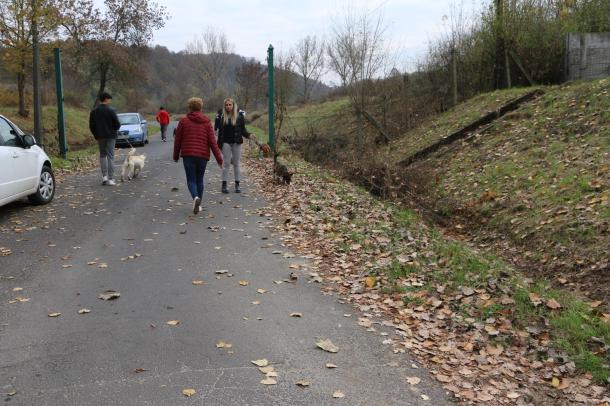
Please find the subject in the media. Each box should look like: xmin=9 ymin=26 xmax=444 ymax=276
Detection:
xmin=235 ymin=181 xmax=241 ymax=193
xmin=221 ymin=181 xmax=229 ymax=194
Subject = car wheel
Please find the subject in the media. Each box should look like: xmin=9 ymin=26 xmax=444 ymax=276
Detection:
xmin=28 ymin=165 xmax=55 ymax=205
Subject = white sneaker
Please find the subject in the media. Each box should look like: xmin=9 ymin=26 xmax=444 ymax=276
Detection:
xmin=102 ymin=176 xmax=108 ymax=185
xmin=106 ymin=179 xmax=117 ymax=186
xmin=193 ymin=197 xmax=201 ymax=214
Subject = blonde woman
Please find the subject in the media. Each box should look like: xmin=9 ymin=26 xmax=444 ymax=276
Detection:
xmin=217 ymin=98 xmax=251 ymax=193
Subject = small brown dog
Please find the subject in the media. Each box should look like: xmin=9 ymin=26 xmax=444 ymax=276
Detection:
xmin=259 ymin=143 xmax=271 ymax=157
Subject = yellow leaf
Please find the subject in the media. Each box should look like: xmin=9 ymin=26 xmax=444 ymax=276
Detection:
xmin=364 ymin=276 xmax=376 ymax=288
xmin=333 ymin=390 xmax=345 ymax=398
xmin=252 ymin=359 xmax=269 ymax=367
xmin=260 ymin=377 xmax=277 ymax=385
xmin=166 ymin=320 xmax=180 ymax=326
xmin=182 ymin=388 xmax=196 ymax=397
xmin=48 ymin=312 xmax=61 ymax=317
xmin=239 ymin=280 xmax=249 ymax=286
xmin=192 ymin=280 xmax=204 ymax=285
xmin=551 ymin=377 xmax=561 ymax=388
xmin=257 ymin=288 xmax=267 ymax=294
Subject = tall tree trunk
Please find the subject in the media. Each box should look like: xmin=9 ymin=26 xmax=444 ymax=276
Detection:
xmin=95 ymin=63 xmax=109 ymax=107
xmin=17 ymin=72 xmax=27 ymax=117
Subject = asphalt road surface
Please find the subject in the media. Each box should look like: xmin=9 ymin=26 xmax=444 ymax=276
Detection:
xmin=0 ymin=129 xmax=450 ymax=405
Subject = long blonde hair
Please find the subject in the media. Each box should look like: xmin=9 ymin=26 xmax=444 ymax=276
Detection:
xmin=222 ymin=97 xmax=238 ymax=126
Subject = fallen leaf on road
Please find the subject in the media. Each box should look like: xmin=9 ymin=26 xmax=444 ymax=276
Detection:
xmin=421 ymin=394 xmax=430 ymax=400
xmin=192 ymin=280 xmax=204 ymax=285
xmin=78 ymin=308 xmax=91 ymax=314
xmin=182 ymin=388 xmax=196 ymax=397
xmin=261 ymin=377 xmax=277 ymax=385
xmin=48 ymin=312 xmax=61 ymax=317
xmin=252 ymin=301 xmax=260 ymax=305
xmin=252 ymin=359 xmax=269 ymax=367
xmin=166 ymin=320 xmax=180 ymax=326
xmin=134 ymin=368 xmax=147 ymax=373
xmin=257 ymin=288 xmax=267 ymax=294
xmin=239 ymin=280 xmax=249 ymax=286
xmin=406 ymin=377 xmax=421 ymax=385
xmin=266 ymin=371 xmax=278 ymax=378
xmin=296 ymin=380 xmax=311 ymax=387
xmin=259 ymin=366 xmax=274 ymax=374
xmin=98 ymin=263 xmax=108 ymax=268
xmin=290 ymin=312 xmax=303 ymax=318
xmin=317 ymin=339 xmax=339 ymax=353
xmin=333 ymin=390 xmax=345 ymax=398
xmin=215 ymin=270 xmax=228 ymax=274
xmin=98 ymin=290 xmax=120 ymax=300
xmin=12 ymin=287 xmax=23 ymax=292
xmin=326 ymin=363 xmax=337 ymax=368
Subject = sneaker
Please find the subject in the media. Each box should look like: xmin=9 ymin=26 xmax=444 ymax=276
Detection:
xmin=106 ymin=179 xmax=116 ymax=186
xmin=102 ymin=175 xmax=108 ymax=185
xmin=193 ymin=197 xmax=201 ymax=214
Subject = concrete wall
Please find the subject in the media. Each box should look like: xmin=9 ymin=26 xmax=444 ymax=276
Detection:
xmin=565 ymin=33 xmax=610 ymax=81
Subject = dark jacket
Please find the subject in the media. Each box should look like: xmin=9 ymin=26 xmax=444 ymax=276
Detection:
xmin=173 ymin=111 xmax=223 ymax=164
xmin=89 ymin=103 xmax=121 ymax=140
xmin=217 ymin=112 xmax=250 ymax=148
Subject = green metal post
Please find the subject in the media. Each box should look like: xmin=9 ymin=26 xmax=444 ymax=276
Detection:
xmin=267 ymin=44 xmax=275 ymax=152
xmin=54 ymin=48 xmax=67 ymax=158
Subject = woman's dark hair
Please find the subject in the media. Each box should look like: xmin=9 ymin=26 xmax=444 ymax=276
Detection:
xmin=99 ymin=92 xmax=112 ymax=102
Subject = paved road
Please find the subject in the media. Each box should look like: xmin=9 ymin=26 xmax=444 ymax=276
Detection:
xmin=0 ymin=129 xmax=450 ymax=405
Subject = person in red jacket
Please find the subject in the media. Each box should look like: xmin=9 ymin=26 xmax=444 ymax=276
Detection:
xmin=156 ymin=106 xmax=170 ymax=142
xmin=173 ymin=97 xmax=223 ymax=214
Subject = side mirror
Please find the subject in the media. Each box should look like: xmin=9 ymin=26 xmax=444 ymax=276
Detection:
xmin=141 ymin=120 xmax=147 ymax=125
xmin=22 ymin=134 xmax=36 ymax=148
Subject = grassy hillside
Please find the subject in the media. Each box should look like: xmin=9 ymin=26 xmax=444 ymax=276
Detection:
xmin=412 ymin=78 xmax=609 ymax=297
xmin=274 ymin=78 xmax=609 ymax=301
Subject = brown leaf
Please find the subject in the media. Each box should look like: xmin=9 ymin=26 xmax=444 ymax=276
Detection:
xmin=290 ymin=312 xmax=303 ymax=318
xmin=166 ymin=320 xmax=180 ymax=326
xmin=529 ymin=292 xmax=542 ymax=307
xmin=98 ymin=290 xmax=120 ymax=300
xmin=192 ymin=280 xmax=204 ymax=285
xmin=296 ymin=380 xmax=311 ymax=387
xmin=546 ymin=298 xmax=561 ymax=310
xmin=134 ymin=368 xmax=147 ymax=373
xmin=406 ymin=376 xmax=421 ymax=385
xmin=239 ymin=280 xmax=249 ymax=286
xmin=316 ymin=339 xmax=339 ymax=353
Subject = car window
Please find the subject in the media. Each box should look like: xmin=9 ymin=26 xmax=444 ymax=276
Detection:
xmin=118 ymin=115 xmax=140 ymax=125
xmin=0 ymin=118 xmax=20 ymax=147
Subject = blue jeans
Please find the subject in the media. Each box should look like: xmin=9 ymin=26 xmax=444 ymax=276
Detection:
xmin=182 ymin=156 xmax=208 ymax=199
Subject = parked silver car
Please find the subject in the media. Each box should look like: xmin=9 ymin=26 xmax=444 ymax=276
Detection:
xmin=116 ymin=113 xmax=148 ymax=147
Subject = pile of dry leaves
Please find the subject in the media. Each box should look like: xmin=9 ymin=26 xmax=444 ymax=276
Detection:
xmin=246 ymin=154 xmax=609 ymax=405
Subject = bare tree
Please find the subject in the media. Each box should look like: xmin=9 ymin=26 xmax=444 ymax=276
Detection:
xmin=186 ymin=26 xmax=234 ymax=96
xmin=293 ymin=35 xmax=325 ymax=103
xmin=273 ymin=49 xmax=295 ymax=151
xmin=327 ymin=6 xmax=388 ymax=112
xmin=235 ymin=58 xmax=265 ymax=110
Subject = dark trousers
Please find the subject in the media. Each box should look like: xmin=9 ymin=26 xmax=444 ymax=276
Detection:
xmin=182 ymin=156 xmax=208 ymax=199
xmin=160 ymin=124 xmax=168 ymax=140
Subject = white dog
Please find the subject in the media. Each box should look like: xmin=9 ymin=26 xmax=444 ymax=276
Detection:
xmin=120 ymin=148 xmax=146 ymax=181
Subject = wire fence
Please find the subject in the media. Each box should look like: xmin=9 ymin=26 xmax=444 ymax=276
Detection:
xmin=565 ymin=32 xmax=610 ymax=81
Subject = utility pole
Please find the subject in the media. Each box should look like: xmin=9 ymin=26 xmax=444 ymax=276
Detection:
xmin=54 ymin=48 xmax=67 ymax=158
xmin=31 ymin=0 xmax=44 ymax=148
xmin=267 ymin=44 xmax=275 ymax=153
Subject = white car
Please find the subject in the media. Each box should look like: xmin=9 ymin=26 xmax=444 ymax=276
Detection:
xmin=0 ymin=114 xmax=55 ymax=207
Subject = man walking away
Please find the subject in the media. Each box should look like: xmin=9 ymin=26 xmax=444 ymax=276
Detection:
xmin=156 ymin=106 xmax=170 ymax=142
xmin=89 ymin=92 xmax=121 ymax=186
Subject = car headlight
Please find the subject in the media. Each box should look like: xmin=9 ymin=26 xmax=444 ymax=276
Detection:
xmin=132 ymin=127 xmax=142 ymax=134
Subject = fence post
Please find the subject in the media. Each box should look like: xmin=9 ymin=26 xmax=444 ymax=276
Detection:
xmin=54 ymin=48 xmax=67 ymax=158
xmin=267 ymin=44 xmax=275 ymax=153
xmin=31 ymin=0 xmax=43 ymax=148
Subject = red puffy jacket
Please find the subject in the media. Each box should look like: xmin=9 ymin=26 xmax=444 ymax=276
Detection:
xmin=173 ymin=111 xmax=223 ymax=165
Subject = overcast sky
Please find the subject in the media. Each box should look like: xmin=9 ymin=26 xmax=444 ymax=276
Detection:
xmin=108 ymin=0 xmax=486 ymax=84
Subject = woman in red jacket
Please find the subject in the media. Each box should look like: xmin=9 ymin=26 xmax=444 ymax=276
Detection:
xmin=173 ymin=97 xmax=223 ymax=214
